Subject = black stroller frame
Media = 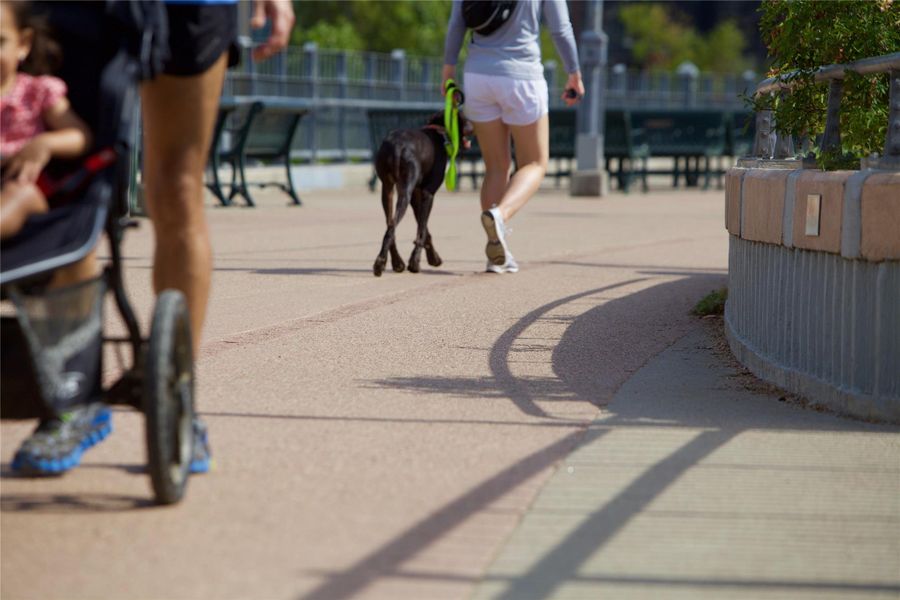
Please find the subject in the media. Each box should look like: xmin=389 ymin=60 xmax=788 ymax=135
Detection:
xmin=1 ymin=3 xmax=195 ymax=505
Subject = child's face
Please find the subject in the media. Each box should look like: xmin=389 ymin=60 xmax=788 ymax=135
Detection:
xmin=0 ymin=4 xmax=33 ymax=89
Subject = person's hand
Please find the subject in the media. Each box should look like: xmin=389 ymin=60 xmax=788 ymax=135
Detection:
xmin=562 ymin=71 xmax=585 ymax=107
xmin=441 ymin=64 xmax=456 ymax=94
xmin=3 ymin=137 xmax=52 ymax=184
xmin=251 ymin=0 xmax=296 ymax=62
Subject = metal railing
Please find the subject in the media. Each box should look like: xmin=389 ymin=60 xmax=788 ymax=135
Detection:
xmin=228 ymin=44 xmax=756 ymax=108
xmin=224 ymin=44 xmax=757 ymax=162
xmin=750 ymin=52 xmax=900 ymax=169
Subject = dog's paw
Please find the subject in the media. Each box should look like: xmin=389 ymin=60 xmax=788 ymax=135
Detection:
xmin=373 ymin=257 xmax=386 ymax=277
xmin=427 ymin=253 xmax=443 ymax=268
xmin=408 ymin=261 xmax=420 ymax=273
xmin=392 ymin=260 xmax=406 ymax=273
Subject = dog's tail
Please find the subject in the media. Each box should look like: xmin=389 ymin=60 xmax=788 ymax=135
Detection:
xmin=392 ymin=147 xmax=417 ymax=227
xmin=392 ymin=146 xmax=404 ymax=186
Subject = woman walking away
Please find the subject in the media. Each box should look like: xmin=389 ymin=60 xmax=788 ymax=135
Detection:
xmin=442 ymin=0 xmax=583 ymax=273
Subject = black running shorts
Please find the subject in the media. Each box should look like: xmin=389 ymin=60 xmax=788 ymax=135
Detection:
xmin=163 ymin=3 xmax=240 ymax=77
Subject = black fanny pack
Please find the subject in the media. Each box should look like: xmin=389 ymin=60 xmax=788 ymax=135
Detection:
xmin=462 ymin=0 xmax=516 ymax=36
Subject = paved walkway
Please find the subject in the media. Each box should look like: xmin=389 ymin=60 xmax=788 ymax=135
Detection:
xmin=1 ymin=183 xmax=898 ymax=600
xmin=474 ymin=326 xmax=900 ymax=600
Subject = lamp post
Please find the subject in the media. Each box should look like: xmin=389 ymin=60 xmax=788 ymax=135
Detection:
xmin=570 ymin=0 xmax=608 ymax=197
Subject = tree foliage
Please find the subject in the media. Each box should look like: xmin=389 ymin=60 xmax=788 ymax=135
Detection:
xmin=618 ymin=4 xmax=753 ymax=72
xmin=757 ymin=0 xmax=900 ymax=167
xmin=696 ymin=20 xmax=750 ymax=73
xmin=292 ymin=0 xmax=452 ymax=55
xmin=619 ymin=4 xmax=697 ymax=70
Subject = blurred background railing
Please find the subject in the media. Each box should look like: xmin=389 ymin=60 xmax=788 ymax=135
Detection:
xmin=223 ymin=43 xmax=757 ymax=163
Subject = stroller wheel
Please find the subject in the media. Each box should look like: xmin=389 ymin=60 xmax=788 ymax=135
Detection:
xmin=144 ymin=290 xmax=194 ymax=505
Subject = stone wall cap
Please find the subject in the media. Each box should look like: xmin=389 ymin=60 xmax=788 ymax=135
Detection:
xmin=745 ymin=169 xmax=794 ymax=181
xmin=864 ymin=171 xmax=900 ymax=184
xmin=797 ymin=170 xmax=855 ymax=183
xmin=736 ymin=159 xmax=802 ymax=169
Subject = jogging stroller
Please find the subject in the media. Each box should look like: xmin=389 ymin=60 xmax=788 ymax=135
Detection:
xmin=1 ymin=2 xmax=195 ymax=505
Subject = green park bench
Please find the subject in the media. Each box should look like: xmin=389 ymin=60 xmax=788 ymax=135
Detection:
xmin=702 ymin=110 xmax=756 ymax=188
xmin=629 ymin=109 xmax=729 ymax=189
xmin=207 ymin=98 xmax=309 ymax=207
xmin=206 ymin=99 xmax=262 ymax=206
xmin=726 ymin=110 xmax=756 ymax=159
xmin=605 ymin=109 xmax=650 ymax=193
xmin=547 ymin=109 xmax=575 ymax=188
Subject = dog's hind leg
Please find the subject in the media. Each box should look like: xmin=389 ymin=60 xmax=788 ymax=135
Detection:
xmin=375 ymin=226 xmax=401 ymax=277
xmin=389 ymin=173 xmax=416 ymax=273
xmin=407 ymin=190 xmax=426 ymax=273
xmin=417 ymin=190 xmax=442 ymax=268
xmin=374 ymin=181 xmax=397 ymax=277
xmin=389 ymin=239 xmax=404 ymax=273
xmin=424 ymin=230 xmax=442 ymax=268
xmin=380 ymin=178 xmax=405 ymax=272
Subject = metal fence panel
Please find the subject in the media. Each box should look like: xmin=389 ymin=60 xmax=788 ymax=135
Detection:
xmin=226 ymin=46 xmax=753 ymax=161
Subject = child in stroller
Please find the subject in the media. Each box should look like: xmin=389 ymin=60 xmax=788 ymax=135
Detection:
xmin=1 ymin=0 xmax=93 ymax=241
xmin=1 ymin=0 xmax=107 ymax=471
xmin=1 ymin=1 xmax=197 ymax=505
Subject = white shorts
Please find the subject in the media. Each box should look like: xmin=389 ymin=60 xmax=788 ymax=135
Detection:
xmin=462 ymin=72 xmax=549 ymax=126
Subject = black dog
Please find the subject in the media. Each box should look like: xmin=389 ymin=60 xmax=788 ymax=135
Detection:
xmin=373 ymin=111 xmax=472 ymax=277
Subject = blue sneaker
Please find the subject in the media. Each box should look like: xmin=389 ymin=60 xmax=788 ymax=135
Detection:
xmin=11 ymin=403 xmax=112 ymax=476
xmin=189 ymin=418 xmax=212 ymax=474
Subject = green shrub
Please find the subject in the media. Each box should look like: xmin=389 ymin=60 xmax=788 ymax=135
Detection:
xmin=693 ymin=288 xmax=728 ymax=317
xmin=756 ymin=0 xmax=900 ymax=169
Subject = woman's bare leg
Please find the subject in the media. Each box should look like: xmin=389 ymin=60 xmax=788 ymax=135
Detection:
xmin=472 ymin=119 xmax=512 ymax=212
xmin=140 ymin=54 xmax=227 ymax=357
xmin=496 ymin=114 xmax=549 ymax=222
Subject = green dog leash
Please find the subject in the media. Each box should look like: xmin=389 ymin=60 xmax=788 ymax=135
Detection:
xmin=444 ymin=79 xmax=461 ymax=191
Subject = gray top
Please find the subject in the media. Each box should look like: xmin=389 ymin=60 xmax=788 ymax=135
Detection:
xmin=444 ymin=0 xmax=580 ymax=81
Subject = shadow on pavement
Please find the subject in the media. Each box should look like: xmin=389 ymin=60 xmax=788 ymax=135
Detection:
xmin=125 ymin=264 xmax=464 ymax=278
xmin=300 ymin=428 xmax=606 ymax=600
xmin=1 ymin=460 xmax=155 ymax=513
xmin=548 ymin=260 xmax=728 ymax=275
xmin=365 ymin=276 xmax=715 ymax=417
xmin=0 ymin=492 xmax=154 ymax=513
xmin=297 ymin=274 xmax=895 ymax=600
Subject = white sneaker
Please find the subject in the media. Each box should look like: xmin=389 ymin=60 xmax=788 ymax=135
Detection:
xmin=485 ymin=253 xmax=519 ymax=274
xmin=481 ymin=207 xmax=512 ymax=267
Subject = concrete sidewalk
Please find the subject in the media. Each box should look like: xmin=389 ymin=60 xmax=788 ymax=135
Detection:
xmin=1 ymin=183 xmax=897 ymax=600
xmin=474 ymin=322 xmax=900 ymax=600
